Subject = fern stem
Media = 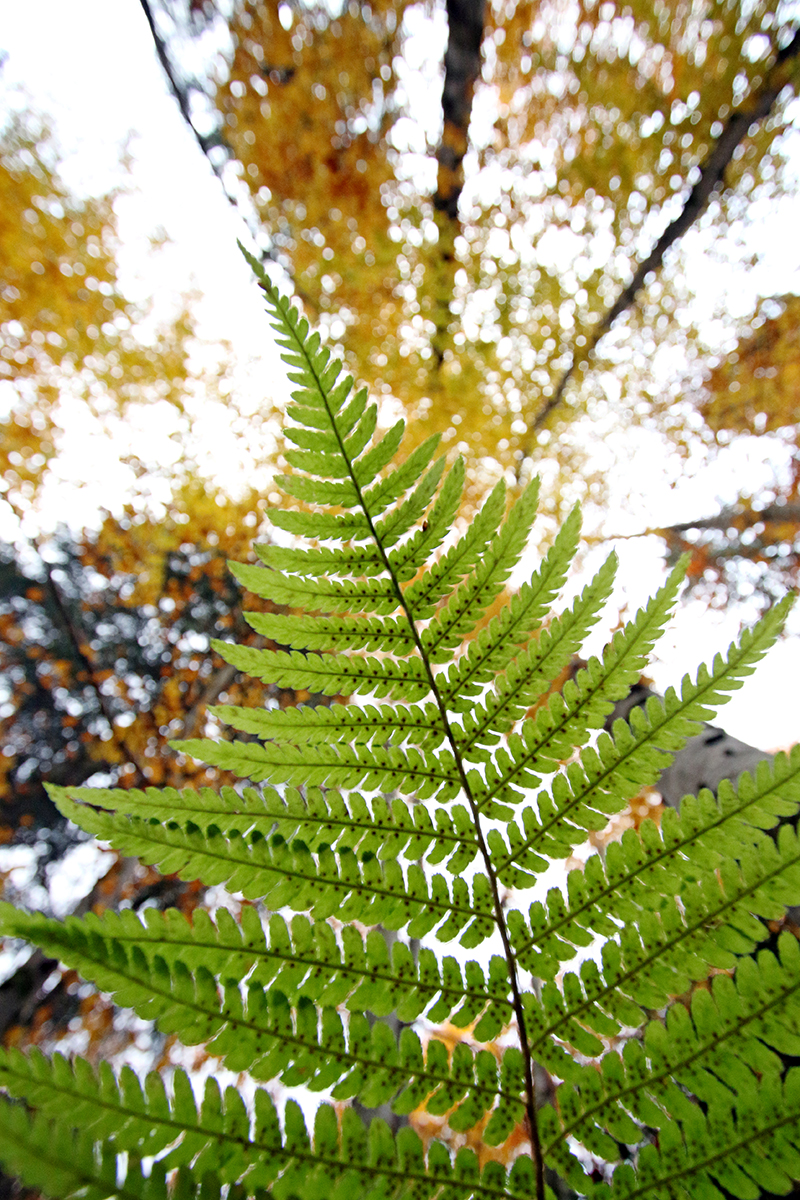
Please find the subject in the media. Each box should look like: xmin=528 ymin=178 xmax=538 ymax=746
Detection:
xmin=408 ymin=648 xmax=547 ymax=1200
xmin=277 ymin=292 xmax=547 ymax=1200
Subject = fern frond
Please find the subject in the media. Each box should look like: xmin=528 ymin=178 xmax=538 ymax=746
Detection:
xmin=361 ymin=432 xmax=443 ymax=517
xmin=172 ymin=736 xmax=461 ymax=801
xmin=486 ymin=590 xmax=790 ymax=851
xmin=387 ymin=454 xmax=466 ymax=581
xmin=2 ymin=903 xmax=512 ymax=1028
xmin=208 ymin=640 xmax=430 ymax=699
xmin=403 ymin=478 xmax=507 ymax=616
xmin=48 ymin=782 xmax=477 ymax=870
xmin=552 ymin=1071 xmax=800 ymax=1200
xmin=277 ymin=472 xmax=362 ymax=508
xmin=210 ymin=699 xmax=446 ymax=749
xmin=516 ymin=819 xmax=800 ymax=1070
xmin=0 ymin=1049 xmax=248 ymax=1169
xmin=0 ymin=1052 xmax=533 ymax=1200
xmin=253 ymin=540 xmax=386 ymax=578
xmin=372 ymin=456 xmax=447 ymax=545
xmin=6 ymin=252 xmax=798 ymax=1200
xmin=460 ymin=556 xmax=682 ymax=752
xmin=229 ymin=559 xmax=399 ymax=614
xmin=243 ymin=610 xmax=418 ymax=653
xmin=447 ymin=504 xmax=582 ymax=697
xmin=421 ymin=479 xmax=541 ymax=661
xmin=543 ymin=932 xmax=800 ymax=1172
xmin=267 ymin=505 xmax=373 ymax=541
xmin=449 ymin=553 xmax=617 ymax=743
xmin=502 ymin=743 xmax=800 ymax=982
xmin=0 ymin=1096 xmax=177 ymax=1200
xmin=44 ymin=795 xmax=497 ymax=943
xmin=0 ymin=908 xmax=512 ymax=1128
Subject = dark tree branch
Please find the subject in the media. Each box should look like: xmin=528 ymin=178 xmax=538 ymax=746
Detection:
xmin=137 ymin=0 xmax=267 ymax=248
xmin=37 ymin=551 xmax=151 ymax=787
xmin=657 ymin=500 xmax=800 ymax=537
xmin=138 ymin=0 xmax=225 ymax=163
xmin=180 ymin=661 xmax=239 ymax=741
xmin=522 ymin=26 xmax=800 ymax=450
xmin=434 ymin=0 xmax=486 ymax=219
xmin=430 ymin=0 xmax=487 ymax=366
xmin=604 ymin=500 xmax=800 ymax=543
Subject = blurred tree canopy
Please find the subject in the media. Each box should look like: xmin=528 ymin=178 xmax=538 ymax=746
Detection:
xmin=0 ymin=111 xmax=202 ymax=512
xmin=141 ymin=0 xmax=800 ymax=592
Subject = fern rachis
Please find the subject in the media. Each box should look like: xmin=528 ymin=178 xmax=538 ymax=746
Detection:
xmin=0 ymin=252 xmax=798 ymax=1200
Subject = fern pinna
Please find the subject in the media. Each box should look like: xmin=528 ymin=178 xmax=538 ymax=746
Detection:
xmin=1 ymin=251 xmax=800 ymax=1200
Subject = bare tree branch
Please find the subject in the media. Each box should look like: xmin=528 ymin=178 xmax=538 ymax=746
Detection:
xmin=522 ymin=26 xmax=800 ymax=450
xmin=138 ymin=0 xmax=225 ymax=161
xmin=137 ymin=0 xmax=268 ymax=248
xmin=606 ymin=500 xmax=800 ymax=541
xmin=657 ymin=500 xmax=800 ymax=537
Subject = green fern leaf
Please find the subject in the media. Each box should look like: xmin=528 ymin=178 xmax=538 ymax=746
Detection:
xmin=229 ymin=559 xmax=399 ymax=614
xmin=9 ymin=904 xmax=509 ymax=1027
xmin=253 ymin=541 xmax=385 ymax=578
xmin=496 ymin=593 xmax=791 ymax=867
xmin=172 ymin=736 xmax=461 ymax=800
xmin=448 ymin=503 xmax=581 ymax=695
xmin=543 ymin=932 xmax=800 ymax=1170
xmin=0 ymin=1057 xmax=533 ymax=1200
xmin=0 ymin=912 xmax=514 ymax=1133
xmin=4 ymin=254 xmax=799 ymax=1200
xmin=242 ymin=611 xmax=418 ymax=654
xmin=388 ymin=455 xmax=466 ymax=581
xmin=209 ymin=640 xmax=430 ymax=699
xmin=0 ymin=1097 xmax=180 ymax=1200
xmin=45 ymin=782 xmax=476 ymax=869
xmin=360 ymin=432 xmax=442 ymax=517
xmin=210 ymin=699 xmax=446 ymax=748
xmin=404 ymin=478 xmax=506 ymax=616
xmin=267 ymin=505 xmax=372 ymax=541
xmin=41 ymin=797 xmax=496 ymax=943
xmin=421 ymin=479 xmax=541 ymax=660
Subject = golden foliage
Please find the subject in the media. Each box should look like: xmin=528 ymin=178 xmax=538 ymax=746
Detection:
xmin=213 ymin=0 xmax=797 ymax=487
xmin=702 ymin=294 xmax=800 ymax=437
xmin=0 ymin=112 xmax=205 ymax=510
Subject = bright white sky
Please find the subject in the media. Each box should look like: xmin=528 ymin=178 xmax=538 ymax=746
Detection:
xmin=1 ymin=0 xmax=799 ymax=752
